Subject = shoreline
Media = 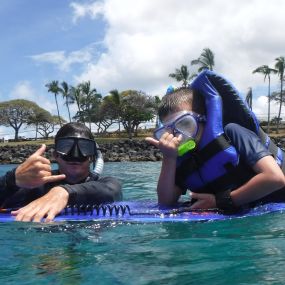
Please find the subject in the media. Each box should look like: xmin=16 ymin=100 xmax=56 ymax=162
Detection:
xmin=0 ymin=139 xmax=163 ymax=164
xmin=1 ymin=136 xmax=284 ymax=164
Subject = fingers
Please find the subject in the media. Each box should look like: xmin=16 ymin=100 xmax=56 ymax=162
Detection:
xmin=42 ymin=174 xmax=66 ymax=184
xmin=189 ymin=192 xmax=217 ymax=210
xmin=145 ymin=137 xmax=159 ymax=147
xmin=31 ymin=144 xmax=46 ymax=157
xmin=12 ymin=203 xmax=55 ymax=223
xmin=12 ymin=187 xmax=69 ymax=223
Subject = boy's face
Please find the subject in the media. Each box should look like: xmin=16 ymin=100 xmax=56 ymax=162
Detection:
xmin=155 ymin=108 xmax=206 ymax=145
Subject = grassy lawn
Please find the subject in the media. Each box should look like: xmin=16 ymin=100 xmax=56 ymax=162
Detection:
xmin=0 ymin=132 xmax=154 ymax=147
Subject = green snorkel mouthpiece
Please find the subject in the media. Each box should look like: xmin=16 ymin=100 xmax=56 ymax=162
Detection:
xmin=178 ymin=140 xmax=196 ymax=156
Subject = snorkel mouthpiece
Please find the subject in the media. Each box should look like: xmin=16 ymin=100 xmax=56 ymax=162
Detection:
xmin=178 ymin=140 xmax=196 ymax=156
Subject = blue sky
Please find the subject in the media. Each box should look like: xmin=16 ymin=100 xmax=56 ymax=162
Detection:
xmin=1 ymin=0 xmax=285 ymax=138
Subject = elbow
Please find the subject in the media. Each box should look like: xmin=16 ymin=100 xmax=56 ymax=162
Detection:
xmin=272 ymin=172 xmax=285 ymax=189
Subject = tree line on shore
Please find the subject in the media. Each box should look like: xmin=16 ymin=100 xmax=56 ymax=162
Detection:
xmin=0 ymin=48 xmax=284 ymax=141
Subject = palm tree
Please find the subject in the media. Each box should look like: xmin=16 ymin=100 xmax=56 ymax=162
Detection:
xmin=59 ymin=81 xmax=74 ymax=123
xmin=191 ymin=48 xmax=215 ymax=72
xmin=253 ymin=65 xmax=277 ymax=132
xmin=107 ymin=89 xmax=122 ymax=132
xmin=70 ymin=85 xmax=82 ymax=114
xmin=45 ymin=80 xmax=62 ymax=126
xmin=274 ymin=56 xmax=285 ymax=133
xmin=79 ymin=81 xmax=101 ymax=130
xmin=169 ymin=65 xmax=196 ymax=87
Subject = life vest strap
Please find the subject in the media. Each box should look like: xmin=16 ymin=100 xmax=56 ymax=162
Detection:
xmin=191 ymin=163 xmax=246 ymax=194
xmin=176 ymin=134 xmax=232 ymax=188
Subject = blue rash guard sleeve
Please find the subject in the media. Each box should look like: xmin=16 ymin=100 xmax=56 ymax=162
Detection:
xmin=224 ymin=123 xmax=272 ymax=166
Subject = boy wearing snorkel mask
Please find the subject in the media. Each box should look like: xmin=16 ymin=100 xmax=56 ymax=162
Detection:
xmin=146 ymin=87 xmax=285 ymax=212
xmin=0 ymin=122 xmax=122 ymax=222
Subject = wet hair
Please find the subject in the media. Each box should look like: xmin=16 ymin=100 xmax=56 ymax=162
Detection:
xmin=55 ymin=122 xmax=94 ymax=140
xmin=158 ymin=87 xmax=206 ymax=120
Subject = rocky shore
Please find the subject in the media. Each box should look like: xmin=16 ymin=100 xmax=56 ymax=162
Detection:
xmin=0 ymin=139 xmax=163 ymax=164
xmin=1 ymin=136 xmax=285 ymax=165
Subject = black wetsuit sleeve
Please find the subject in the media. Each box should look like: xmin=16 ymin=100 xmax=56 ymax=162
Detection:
xmin=224 ymin=123 xmax=271 ymax=166
xmin=0 ymin=168 xmax=20 ymax=203
xmin=60 ymin=177 xmax=122 ymax=205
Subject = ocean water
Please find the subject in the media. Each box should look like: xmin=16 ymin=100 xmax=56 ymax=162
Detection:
xmin=1 ymin=162 xmax=285 ymax=284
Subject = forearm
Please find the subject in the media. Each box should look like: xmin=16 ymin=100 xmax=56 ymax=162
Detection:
xmin=62 ymin=177 xmax=122 ymax=205
xmin=157 ymin=157 xmax=182 ymax=206
xmin=0 ymin=168 xmax=20 ymax=199
xmin=231 ymin=172 xmax=285 ymax=206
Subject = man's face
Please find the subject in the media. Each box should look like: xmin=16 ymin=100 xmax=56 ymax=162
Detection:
xmin=55 ymin=153 xmax=91 ymax=184
xmin=54 ymin=136 xmax=96 ymax=183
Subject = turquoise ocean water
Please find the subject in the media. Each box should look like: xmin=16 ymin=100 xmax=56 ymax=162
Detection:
xmin=1 ymin=162 xmax=285 ymax=284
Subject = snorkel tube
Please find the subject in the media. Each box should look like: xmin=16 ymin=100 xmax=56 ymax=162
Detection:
xmin=93 ymin=142 xmax=104 ymax=176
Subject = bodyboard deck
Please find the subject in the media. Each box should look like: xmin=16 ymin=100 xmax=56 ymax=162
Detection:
xmin=1 ymin=201 xmax=285 ymax=223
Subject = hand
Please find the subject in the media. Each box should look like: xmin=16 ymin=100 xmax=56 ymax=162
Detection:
xmin=190 ymin=192 xmax=217 ymax=210
xmin=15 ymin=144 xmax=66 ymax=188
xmin=11 ymin=186 xmax=69 ymax=222
xmin=146 ymin=132 xmax=182 ymax=158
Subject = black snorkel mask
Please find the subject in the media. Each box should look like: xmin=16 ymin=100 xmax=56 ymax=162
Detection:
xmin=55 ymin=136 xmax=97 ymax=162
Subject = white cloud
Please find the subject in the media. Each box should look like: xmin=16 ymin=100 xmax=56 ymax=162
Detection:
xmin=30 ymin=45 xmax=96 ymax=72
xmin=70 ymin=0 xmax=285 ymax=101
xmin=9 ymin=81 xmax=64 ymax=117
xmin=10 ymin=81 xmax=36 ymax=100
xmin=253 ymin=95 xmax=281 ymax=121
xmin=70 ymin=1 xmax=104 ymax=23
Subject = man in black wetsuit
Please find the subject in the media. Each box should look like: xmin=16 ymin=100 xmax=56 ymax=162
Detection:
xmin=0 ymin=122 xmax=122 ymax=222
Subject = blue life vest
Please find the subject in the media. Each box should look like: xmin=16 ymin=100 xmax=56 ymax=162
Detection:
xmin=176 ymin=70 xmax=285 ymax=193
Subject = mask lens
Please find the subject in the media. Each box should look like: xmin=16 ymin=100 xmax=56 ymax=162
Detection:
xmin=154 ymin=127 xmax=169 ymax=140
xmin=56 ymin=138 xmax=96 ymax=157
xmin=77 ymin=139 xmax=96 ymax=156
xmin=55 ymin=138 xmax=75 ymax=155
xmin=175 ymin=115 xmax=198 ymax=138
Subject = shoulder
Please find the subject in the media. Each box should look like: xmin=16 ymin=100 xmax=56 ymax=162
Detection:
xmin=224 ymin=123 xmax=271 ymax=166
xmin=97 ymin=176 xmax=122 ymax=188
xmin=224 ymin=122 xmax=256 ymax=137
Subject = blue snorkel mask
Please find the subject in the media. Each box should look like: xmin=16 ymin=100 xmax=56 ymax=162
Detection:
xmin=154 ymin=111 xmax=206 ymax=156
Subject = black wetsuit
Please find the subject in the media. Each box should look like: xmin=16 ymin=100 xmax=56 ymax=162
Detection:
xmin=0 ymin=169 xmax=122 ymax=208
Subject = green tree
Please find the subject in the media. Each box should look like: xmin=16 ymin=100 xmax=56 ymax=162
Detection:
xmin=27 ymin=106 xmax=53 ymax=140
xmin=191 ymin=48 xmax=215 ymax=72
xmin=252 ymin=65 xmax=277 ymax=132
xmin=120 ymin=90 xmax=156 ymax=139
xmin=59 ymin=81 xmax=74 ymax=123
xmin=274 ymin=56 xmax=285 ymax=133
xmin=78 ymin=81 xmax=102 ymax=130
xmin=0 ymin=99 xmax=40 ymax=140
xmin=91 ymin=99 xmax=117 ymax=134
xmin=70 ymin=85 xmax=84 ymax=122
xmin=105 ymin=89 xmax=122 ymax=131
xmin=45 ymin=80 xmax=62 ymax=126
xmin=37 ymin=115 xmax=65 ymax=139
xmin=169 ymin=65 xmax=195 ymax=87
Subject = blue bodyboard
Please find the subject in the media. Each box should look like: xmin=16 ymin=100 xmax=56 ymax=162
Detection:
xmin=0 ymin=201 xmax=285 ymax=223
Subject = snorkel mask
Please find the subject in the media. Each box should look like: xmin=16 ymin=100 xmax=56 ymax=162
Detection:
xmin=55 ymin=136 xmax=97 ymax=162
xmin=154 ymin=111 xmax=206 ymax=156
